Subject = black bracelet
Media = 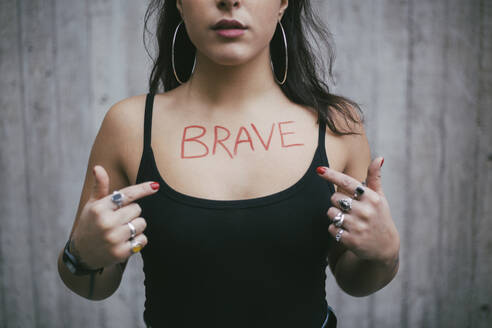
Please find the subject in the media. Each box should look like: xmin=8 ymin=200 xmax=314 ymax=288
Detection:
xmin=63 ymin=239 xmax=104 ymax=276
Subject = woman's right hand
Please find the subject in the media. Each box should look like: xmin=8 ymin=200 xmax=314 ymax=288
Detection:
xmin=70 ymin=165 xmax=160 ymax=270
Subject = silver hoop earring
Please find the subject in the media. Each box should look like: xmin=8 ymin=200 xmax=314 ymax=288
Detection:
xmin=270 ymin=19 xmax=288 ymax=85
xmin=172 ymin=20 xmax=196 ymax=84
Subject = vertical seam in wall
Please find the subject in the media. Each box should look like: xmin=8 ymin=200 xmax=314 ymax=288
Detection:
xmin=469 ymin=0 xmax=484 ymax=326
xmin=51 ymin=0 xmax=63 ymax=324
xmin=0 ymin=0 xmax=8 ymax=315
xmin=0 ymin=188 xmax=4 ymax=324
xmin=436 ymin=1 xmax=450 ymax=326
xmin=401 ymin=0 xmax=414 ymax=327
xmin=52 ymin=0 xmax=60 ymax=181
xmin=0 ymin=21 xmax=6 ymax=318
xmin=368 ymin=0 xmax=379 ymax=157
xmin=86 ymin=0 xmax=94 ymax=138
xmin=17 ymin=0 xmax=39 ymax=326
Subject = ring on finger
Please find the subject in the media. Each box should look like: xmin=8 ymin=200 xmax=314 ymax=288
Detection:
xmin=332 ymin=211 xmax=345 ymax=228
xmin=338 ymin=198 xmax=353 ymax=212
xmin=130 ymin=239 xmax=143 ymax=254
xmin=111 ymin=190 xmax=125 ymax=209
xmin=335 ymin=228 xmax=345 ymax=242
xmin=353 ymin=185 xmax=365 ymax=200
xmin=127 ymin=222 xmax=137 ymax=240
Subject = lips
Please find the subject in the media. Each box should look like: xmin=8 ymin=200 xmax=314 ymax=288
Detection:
xmin=211 ymin=19 xmax=247 ymax=30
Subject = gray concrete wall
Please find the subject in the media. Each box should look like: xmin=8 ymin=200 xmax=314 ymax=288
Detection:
xmin=1 ymin=0 xmax=490 ymax=327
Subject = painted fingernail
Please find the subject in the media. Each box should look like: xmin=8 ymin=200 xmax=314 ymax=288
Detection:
xmin=380 ymin=157 xmax=384 ymax=168
xmin=150 ymin=182 xmax=160 ymax=190
xmin=316 ymin=166 xmax=327 ymax=174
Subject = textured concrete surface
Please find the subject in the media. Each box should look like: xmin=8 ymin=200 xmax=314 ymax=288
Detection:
xmin=1 ymin=0 xmax=490 ymax=327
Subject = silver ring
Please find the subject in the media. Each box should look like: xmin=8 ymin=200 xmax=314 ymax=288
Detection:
xmin=353 ymin=185 xmax=365 ymax=200
xmin=333 ymin=211 xmax=345 ymax=228
xmin=127 ymin=222 xmax=136 ymax=239
xmin=111 ymin=190 xmax=125 ymax=209
xmin=338 ymin=198 xmax=353 ymax=212
xmin=335 ymin=228 xmax=344 ymax=242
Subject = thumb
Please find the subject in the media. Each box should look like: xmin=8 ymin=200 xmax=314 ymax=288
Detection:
xmin=366 ymin=157 xmax=384 ymax=194
xmin=91 ymin=165 xmax=110 ymax=200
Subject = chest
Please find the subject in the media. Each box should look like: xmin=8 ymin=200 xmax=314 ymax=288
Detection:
xmin=124 ymin=107 xmax=347 ymax=199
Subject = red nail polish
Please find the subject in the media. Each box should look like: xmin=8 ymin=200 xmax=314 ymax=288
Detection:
xmin=380 ymin=157 xmax=384 ymax=168
xmin=316 ymin=166 xmax=326 ymax=174
xmin=150 ymin=182 xmax=160 ymax=190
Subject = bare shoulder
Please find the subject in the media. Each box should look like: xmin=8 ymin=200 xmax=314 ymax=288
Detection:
xmin=104 ymin=93 xmax=148 ymax=132
xmin=99 ymin=93 xmax=151 ymax=184
xmin=323 ymin=102 xmax=370 ymax=175
xmin=100 ymin=94 xmax=148 ymax=160
xmin=105 ymin=91 xmax=179 ymax=185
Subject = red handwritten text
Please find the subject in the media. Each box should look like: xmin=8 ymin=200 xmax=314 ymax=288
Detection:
xmin=180 ymin=121 xmax=304 ymax=159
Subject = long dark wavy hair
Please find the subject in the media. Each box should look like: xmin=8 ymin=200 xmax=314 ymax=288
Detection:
xmin=143 ymin=0 xmax=364 ymax=135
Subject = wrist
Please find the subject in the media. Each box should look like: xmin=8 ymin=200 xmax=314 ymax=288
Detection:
xmin=375 ymin=233 xmax=400 ymax=270
xmin=371 ymin=247 xmax=400 ymax=276
xmin=63 ymin=238 xmax=104 ymax=275
xmin=69 ymin=239 xmax=94 ymax=270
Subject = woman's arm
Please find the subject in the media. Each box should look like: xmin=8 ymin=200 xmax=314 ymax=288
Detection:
xmin=57 ymin=100 xmax=135 ymax=300
xmin=57 ymin=251 xmax=127 ymax=301
xmin=324 ymin=118 xmax=400 ymax=297
xmin=329 ymin=246 xmax=399 ymax=297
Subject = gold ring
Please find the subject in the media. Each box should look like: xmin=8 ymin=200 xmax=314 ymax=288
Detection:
xmin=130 ymin=239 xmax=143 ymax=254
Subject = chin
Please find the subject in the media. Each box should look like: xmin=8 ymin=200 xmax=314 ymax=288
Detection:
xmin=213 ymin=56 xmax=251 ymax=66
xmin=204 ymin=52 xmax=252 ymax=67
xmin=206 ymin=45 xmax=264 ymax=67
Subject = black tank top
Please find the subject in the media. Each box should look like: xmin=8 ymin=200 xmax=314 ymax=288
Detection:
xmin=135 ymin=92 xmax=338 ymax=327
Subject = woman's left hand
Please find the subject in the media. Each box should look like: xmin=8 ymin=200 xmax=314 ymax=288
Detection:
xmin=316 ymin=157 xmax=400 ymax=265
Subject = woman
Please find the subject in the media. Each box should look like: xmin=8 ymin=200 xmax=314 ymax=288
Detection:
xmin=58 ymin=0 xmax=400 ymax=327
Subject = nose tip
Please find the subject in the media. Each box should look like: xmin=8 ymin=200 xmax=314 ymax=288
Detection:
xmin=217 ymin=0 xmax=241 ymax=10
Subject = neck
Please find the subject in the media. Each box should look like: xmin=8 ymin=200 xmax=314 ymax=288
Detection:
xmin=181 ymin=47 xmax=284 ymax=112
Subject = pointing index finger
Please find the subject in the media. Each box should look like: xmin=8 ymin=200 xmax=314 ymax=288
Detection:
xmin=316 ymin=166 xmax=361 ymax=195
xmin=105 ymin=181 xmax=160 ymax=210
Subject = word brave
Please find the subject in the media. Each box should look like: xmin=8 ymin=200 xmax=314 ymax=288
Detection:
xmin=181 ymin=121 xmax=304 ymax=159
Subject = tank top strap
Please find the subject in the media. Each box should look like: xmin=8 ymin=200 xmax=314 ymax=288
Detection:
xmin=317 ymin=115 xmax=330 ymax=167
xmin=317 ymin=115 xmax=326 ymax=150
xmin=143 ymin=92 xmax=155 ymax=150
